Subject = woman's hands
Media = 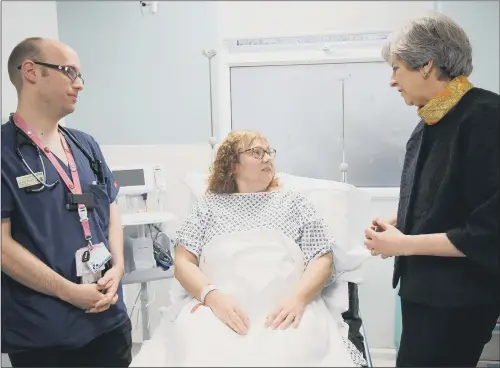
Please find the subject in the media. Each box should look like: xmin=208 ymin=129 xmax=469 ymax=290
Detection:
xmin=204 ymin=290 xmax=308 ymax=334
xmin=365 ymin=217 xmax=409 ymax=258
xmin=371 ymin=216 xmax=397 ymax=232
xmin=265 ymin=295 xmax=307 ymax=330
xmin=204 ymin=290 xmax=250 ymax=335
xmin=263 ymin=252 xmax=332 ymax=330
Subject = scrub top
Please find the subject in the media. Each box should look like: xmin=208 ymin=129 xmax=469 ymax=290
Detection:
xmin=1 ymin=121 xmax=128 ymax=353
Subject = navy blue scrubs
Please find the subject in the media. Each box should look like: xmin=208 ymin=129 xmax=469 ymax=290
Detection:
xmin=1 ymin=121 xmax=129 ymax=353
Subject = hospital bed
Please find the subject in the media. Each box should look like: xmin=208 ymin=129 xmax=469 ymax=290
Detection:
xmin=100 ymin=144 xmax=374 ymax=367
xmin=128 ymin=276 xmax=373 ymax=367
xmin=128 ymin=273 xmax=373 ymax=367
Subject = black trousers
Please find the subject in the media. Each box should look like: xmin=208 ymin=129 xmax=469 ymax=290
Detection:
xmin=397 ymin=299 xmax=499 ymax=367
xmin=8 ymin=318 xmax=132 ymax=368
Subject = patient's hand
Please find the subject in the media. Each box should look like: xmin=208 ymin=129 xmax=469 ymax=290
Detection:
xmin=265 ymin=295 xmax=306 ymax=330
xmin=204 ymin=290 xmax=250 ymax=335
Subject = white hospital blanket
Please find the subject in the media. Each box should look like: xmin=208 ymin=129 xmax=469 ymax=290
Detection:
xmin=131 ymin=229 xmax=366 ymax=367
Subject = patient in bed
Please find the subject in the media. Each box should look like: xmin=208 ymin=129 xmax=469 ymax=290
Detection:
xmin=131 ymin=130 xmax=366 ymax=367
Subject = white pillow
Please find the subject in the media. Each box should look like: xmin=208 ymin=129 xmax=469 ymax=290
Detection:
xmin=278 ymin=173 xmax=372 ymax=274
xmin=182 ymin=171 xmax=209 ymax=202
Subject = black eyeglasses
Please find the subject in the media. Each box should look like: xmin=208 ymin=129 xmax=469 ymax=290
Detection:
xmin=18 ymin=61 xmax=84 ymax=85
xmin=241 ymin=147 xmax=277 ymax=160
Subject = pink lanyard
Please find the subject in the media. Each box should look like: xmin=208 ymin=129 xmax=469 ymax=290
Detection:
xmin=13 ymin=113 xmax=93 ymax=246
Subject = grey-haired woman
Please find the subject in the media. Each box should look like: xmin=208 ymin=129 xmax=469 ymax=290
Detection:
xmin=365 ymin=12 xmax=499 ymax=367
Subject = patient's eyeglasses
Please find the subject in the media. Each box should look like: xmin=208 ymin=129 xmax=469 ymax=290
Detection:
xmin=241 ymin=147 xmax=277 ymax=160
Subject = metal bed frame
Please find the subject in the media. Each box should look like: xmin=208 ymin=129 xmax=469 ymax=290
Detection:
xmin=361 ymin=321 xmax=373 ymax=367
xmin=344 ymin=282 xmax=373 ymax=367
xmin=337 ymin=70 xmax=372 ymax=367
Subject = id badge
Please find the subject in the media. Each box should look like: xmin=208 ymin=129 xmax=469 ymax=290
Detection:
xmin=16 ymin=172 xmax=44 ymax=188
xmin=75 ymin=247 xmax=94 ymax=277
xmin=87 ymin=243 xmax=112 ymax=273
xmin=75 ymin=246 xmax=107 ymax=281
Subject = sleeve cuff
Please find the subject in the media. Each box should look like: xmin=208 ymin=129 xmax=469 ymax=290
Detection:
xmin=446 ymin=228 xmax=467 ymax=254
xmin=308 ymin=248 xmax=337 ymax=286
xmin=307 ymin=246 xmax=332 ymax=266
xmin=446 ymin=228 xmax=499 ymax=273
xmin=109 ymin=189 xmax=119 ymax=203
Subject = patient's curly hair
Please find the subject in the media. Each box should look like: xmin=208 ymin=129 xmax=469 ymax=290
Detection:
xmin=207 ymin=130 xmax=280 ymax=194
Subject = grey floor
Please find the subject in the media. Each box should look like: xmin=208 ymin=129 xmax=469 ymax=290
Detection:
xmin=2 ymin=354 xmax=12 ymax=367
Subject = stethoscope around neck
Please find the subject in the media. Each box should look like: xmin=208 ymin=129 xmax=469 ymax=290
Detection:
xmin=9 ymin=113 xmax=105 ymax=193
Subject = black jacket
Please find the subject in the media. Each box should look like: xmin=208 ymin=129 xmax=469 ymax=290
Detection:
xmin=393 ymin=87 xmax=499 ymax=307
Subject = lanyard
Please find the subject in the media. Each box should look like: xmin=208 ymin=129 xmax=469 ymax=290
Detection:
xmin=13 ymin=113 xmax=93 ymax=246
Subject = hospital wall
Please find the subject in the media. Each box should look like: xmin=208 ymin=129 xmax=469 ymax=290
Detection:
xmin=437 ymin=1 xmax=499 ymax=94
xmin=1 ymin=1 xmax=60 ymax=119
xmin=54 ymin=1 xmax=442 ymax=145
xmin=56 ymin=0 xmax=219 ymax=145
xmin=216 ymin=1 xmax=436 ymax=39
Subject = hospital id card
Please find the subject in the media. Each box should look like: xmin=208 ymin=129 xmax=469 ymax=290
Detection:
xmin=16 ymin=172 xmax=44 ymax=188
xmin=75 ymin=246 xmax=106 ymax=278
xmin=88 ymin=243 xmax=112 ymax=274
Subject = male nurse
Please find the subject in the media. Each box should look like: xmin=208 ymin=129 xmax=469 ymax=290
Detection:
xmin=1 ymin=37 xmax=132 ymax=367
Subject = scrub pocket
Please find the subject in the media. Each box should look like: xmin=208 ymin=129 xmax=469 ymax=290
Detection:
xmin=90 ymin=183 xmax=111 ymax=235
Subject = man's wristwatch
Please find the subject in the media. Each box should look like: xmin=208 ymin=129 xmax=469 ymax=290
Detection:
xmin=200 ymin=284 xmax=218 ymax=304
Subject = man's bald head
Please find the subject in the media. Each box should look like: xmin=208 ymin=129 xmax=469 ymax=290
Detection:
xmin=7 ymin=37 xmax=75 ymax=93
xmin=8 ymin=37 xmax=46 ymax=91
xmin=8 ymin=38 xmax=83 ymax=119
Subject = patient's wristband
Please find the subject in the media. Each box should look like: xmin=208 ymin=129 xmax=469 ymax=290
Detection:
xmin=200 ymin=284 xmax=218 ymax=304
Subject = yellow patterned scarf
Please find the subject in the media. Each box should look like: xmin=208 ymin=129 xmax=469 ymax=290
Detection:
xmin=418 ymin=75 xmax=474 ymax=125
